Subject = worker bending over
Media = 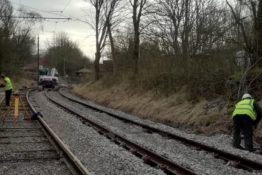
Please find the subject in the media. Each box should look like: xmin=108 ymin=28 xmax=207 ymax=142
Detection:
xmin=232 ymin=93 xmax=262 ymax=152
xmin=1 ymin=74 xmax=13 ymax=106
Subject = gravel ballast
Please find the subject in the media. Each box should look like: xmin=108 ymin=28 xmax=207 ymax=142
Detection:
xmin=30 ymin=91 xmax=166 ymax=175
xmin=0 ymin=160 xmax=72 ymax=175
xmin=61 ymin=89 xmax=262 ymax=155
xmin=56 ymin=89 xmax=262 ymax=175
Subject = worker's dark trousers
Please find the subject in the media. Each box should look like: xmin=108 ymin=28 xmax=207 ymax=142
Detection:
xmin=5 ymin=89 xmax=12 ymax=106
xmin=233 ymin=115 xmax=254 ymax=151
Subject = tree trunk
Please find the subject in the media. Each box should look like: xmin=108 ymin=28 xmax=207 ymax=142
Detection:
xmin=132 ymin=0 xmax=139 ymax=75
xmin=173 ymin=25 xmax=180 ymax=56
xmin=181 ymin=0 xmax=190 ymax=80
xmin=257 ymin=0 xmax=262 ymax=56
xmin=133 ymin=30 xmax=140 ymax=74
xmin=194 ymin=0 xmax=201 ymax=55
xmin=182 ymin=0 xmax=190 ymax=60
xmin=94 ymin=52 xmax=100 ymax=80
xmin=94 ymin=1 xmax=100 ymax=81
xmin=108 ymin=23 xmax=117 ymax=75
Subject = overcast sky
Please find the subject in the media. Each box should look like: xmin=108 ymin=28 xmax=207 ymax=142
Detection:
xmin=10 ymin=0 xmax=96 ymax=59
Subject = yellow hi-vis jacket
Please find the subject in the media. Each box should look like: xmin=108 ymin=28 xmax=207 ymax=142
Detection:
xmin=4 ymin=77 xmax=13 ymax=91
xmin=232 ymin=99 xmax=256 ymax=121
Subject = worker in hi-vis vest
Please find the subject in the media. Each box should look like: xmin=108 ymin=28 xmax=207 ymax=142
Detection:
xmin=232 ymin=93 xmax=262 ymax=152
xmin=1 ymin=74 xmax=13 ymax=106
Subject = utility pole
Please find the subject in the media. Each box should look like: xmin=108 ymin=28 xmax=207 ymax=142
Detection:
xmin=63 ymin=57 xmax=66 ymax=77
xmin=37 ymin=36 xmax=40 ymax=83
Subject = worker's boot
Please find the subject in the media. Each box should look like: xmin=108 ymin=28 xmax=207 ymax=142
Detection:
xmin=243 ymin=128 xmax=254 ymax=152
xmin=233 ymin=144 xmax=244 ymax=150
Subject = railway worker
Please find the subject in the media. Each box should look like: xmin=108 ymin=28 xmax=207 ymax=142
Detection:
xmin=232 ymin=93 xmax=262 ymax=152
xmin=0 ymin=74 xmax=13 ymax=106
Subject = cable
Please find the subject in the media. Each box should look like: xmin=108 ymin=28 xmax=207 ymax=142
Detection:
xmin=11 ymin=1 xmax=70 ymax=18
xmin=62 ymin=0 xmax=72 ymax=13
xmin=54 ymin=21 xmax=58 ymax=32
xmin=0 ymin=16 xmax=71 ymax=20
xmin=11 ymin=1 xmax=91 ymax=26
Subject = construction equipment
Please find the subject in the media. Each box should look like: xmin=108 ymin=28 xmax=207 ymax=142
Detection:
xmin=38 ymin=66 xmax=59 ymax=88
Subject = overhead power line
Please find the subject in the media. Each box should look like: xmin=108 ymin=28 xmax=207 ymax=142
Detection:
xmin=10 ymin=1 xmax=93 ymax=27
xmin=11 ymin=1 xmax=72 ymax=19
xmin=62 ymin=0 xmax=72 ymax=13
xmin=0 ymin=16 xmax=71 ymax=20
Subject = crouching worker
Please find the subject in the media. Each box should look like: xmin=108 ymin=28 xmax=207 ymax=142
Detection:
xmin=232 ymin=93 xmax=262 ymax=152
xmin=1 ymin=74 xmax=13 ymax=106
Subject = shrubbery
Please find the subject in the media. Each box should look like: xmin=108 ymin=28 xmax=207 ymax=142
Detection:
xmin=101 ymin=43 xmax=241 ymax=101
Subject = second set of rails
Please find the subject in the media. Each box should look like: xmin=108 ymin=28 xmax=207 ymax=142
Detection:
xmin=38 ymin=88 xmax=262 ymax=175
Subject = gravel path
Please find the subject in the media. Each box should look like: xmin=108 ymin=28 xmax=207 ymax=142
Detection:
xmin=30 ymin=90 xmax=166 ymax=175
xmin=56 ymin=89 xmax=262 ymax=175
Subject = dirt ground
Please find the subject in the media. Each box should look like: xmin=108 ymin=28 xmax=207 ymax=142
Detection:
xmin=14 ymin=78 xmax=36 ymax=90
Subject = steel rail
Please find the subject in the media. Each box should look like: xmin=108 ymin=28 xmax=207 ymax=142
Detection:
xmin=58 ymin=88 xmax=262 ymax=172
xmin=45 ymin=90 xmax=197 ymax=175
xmin=26 ymin=89 xmax=93 ymax=175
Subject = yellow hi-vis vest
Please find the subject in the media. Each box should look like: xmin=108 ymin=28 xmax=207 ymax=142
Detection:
xmin=4 ymin=77 xmax=13 ymax=91
xmin=232 ymin=99 xmax=256 ymax=121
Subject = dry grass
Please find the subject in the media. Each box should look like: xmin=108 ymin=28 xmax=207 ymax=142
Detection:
xmin=73 ymin=81 xmax=233 ymax=135
xmin=13 ymin=78 xmax=36 ymax=91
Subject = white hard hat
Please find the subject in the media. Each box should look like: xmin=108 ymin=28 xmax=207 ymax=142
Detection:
xmin=242 ymin=93 xmax=252 ymax=99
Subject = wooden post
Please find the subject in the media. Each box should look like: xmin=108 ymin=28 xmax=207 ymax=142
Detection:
xmin=14 ymin=94 xmax=19 ymax=121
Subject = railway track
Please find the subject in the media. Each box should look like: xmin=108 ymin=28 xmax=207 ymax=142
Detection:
xmin=0 ymin=89 xmax=92 ymax=175
xmin=44 ymin=89 xmax=197 ymax=175
xmin=56 ymin=88 xmax=262 ymax=173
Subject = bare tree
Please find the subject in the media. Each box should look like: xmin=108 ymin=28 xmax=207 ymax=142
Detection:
xmin=226 ymin=0 xmax=253 ymax=53
xmin=105 ymin=0 xmax=122 ymax=76
xmin=150 ymin=0 xmax=230 ymax=57
xmin=0 ymin=0 xmax=40 ymax=74
xmin=0 ymin=0 xmax=14 ymax=40
xmin=129 ymin=0 xmax=148 ymax=74
xmin=88 ymin=0 xmax=107 ymax=80
xmin=45 ymin=33 xmax=91 ymax=76
xmin=153 ymin=0 xmax=184 ymax=56
xmin=182 ymin=0 xmax=190 ymax=59
xmin=256 ymin=0 xmax=262 ymax=56
xmin=88 ymin=0 xmax=122 ymax=80
xmin=226 ymin=0 xmax=262 ymax=98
